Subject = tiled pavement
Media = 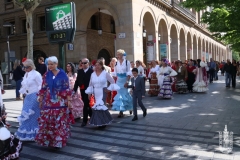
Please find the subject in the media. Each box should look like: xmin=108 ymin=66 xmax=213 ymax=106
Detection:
xmin=3 ymin=74 xmax=240 ymax=160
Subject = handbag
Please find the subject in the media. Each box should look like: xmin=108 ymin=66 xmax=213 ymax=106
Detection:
xmin=89 ymin=95 xmax=95 ymax=108
xmin=0 ymin=121 xmax=11 ymax=141
xmin=89 ymin=86 xmax=95 ymax=108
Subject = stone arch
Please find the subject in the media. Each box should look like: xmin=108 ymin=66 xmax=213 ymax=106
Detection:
xmin=169 ymin=20 xmax=179 ymax=34
xmin=202 ymin=39 xmax=206 ymax=61
xmin=139 ymin=6 xmax=157 ymax=26
xmin=170 ymin=24 xmax=178 ymax=61
xmin=187 ymin=32 xmax=192 ymax=60
xmin=198 ymin=37 xmax=201 ymax=59
xmin=75 ymin=1 xmax=119 ymax=60
xmin=156 ymin=14 xmax=169 ymax=28
xmin=158 ymin=18 xmax=168 ymax=60
xmin=77 ymin=0 xmax=121 ymax=31
xmin=142 ymin=11 xmax=156 ymax=63
xmin=97 ymin=48 xmax=111 ymax=65
xmin=193 ymin=34 xmax=197 ymax=60
xmin=179 ymin=28 xmax=186 ymax=61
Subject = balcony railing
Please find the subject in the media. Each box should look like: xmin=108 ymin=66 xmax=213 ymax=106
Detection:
xmin=171 ymin=0 xmax=196 ymax=22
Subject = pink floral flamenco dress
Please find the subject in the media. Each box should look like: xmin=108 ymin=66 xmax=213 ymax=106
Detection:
xmin=35 ymin=69 xmax=72 ymax=148
xmin=68 ymin=74 xmax=84 ymax=119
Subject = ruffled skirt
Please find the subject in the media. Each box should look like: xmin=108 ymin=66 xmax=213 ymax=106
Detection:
xmin=0 ymin=134 xmax=22 ymax=160
xmin=89 ymin=109 xmax=113 ymax=126
xmin=35 ymin=107 xmax=71 ymax=148
xmin=193 ymin=80 xmax=208 ymax=92
xmin=15 ymin=92 xmax=40 ymax=141
xmin=148 ymin=72 xmax=159 ymax=96
xmin=158 ymin=76 xmax=173 ymax=99
xmin=71 ymin=92 xmax=83 ymax=119
xmin=176 ymin=80 xmax=188 ymax=93
xmin=112 ymin=77 xmax=133 ymax=111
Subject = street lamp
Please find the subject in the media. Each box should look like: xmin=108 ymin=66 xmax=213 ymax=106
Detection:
xmin=3 ymin=22 xmax=13 ymax=84
xmin=158 ymin=34 xmax=161 ymax=41
xmin=143 ymin=29 xmax=146 ymax=38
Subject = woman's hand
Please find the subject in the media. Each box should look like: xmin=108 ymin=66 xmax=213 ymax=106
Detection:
xmin=88 ymin=94 xmax=92 ymax=100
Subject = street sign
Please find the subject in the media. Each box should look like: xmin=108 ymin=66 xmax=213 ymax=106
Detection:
xmin=45 ymin=2 xmax=76 ymax=43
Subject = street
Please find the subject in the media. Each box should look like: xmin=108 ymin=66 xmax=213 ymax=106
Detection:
xmin=3 ymin=75 xmax=240 ymax=160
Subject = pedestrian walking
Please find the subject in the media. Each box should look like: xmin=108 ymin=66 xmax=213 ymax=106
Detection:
xmin=111 ymin=49 xmax=133 ymax=118
xmin=35 ymin=56 xmax=72 ymax=148
xmin=15 ymin=59 xmax=42 ymax=141
xmin=158 ymin=59 xmax=177 ymax=99
xmin=13 ymin=59 xmax=25 ymax=100
xmin=186 ymin=61 xmax=196 ymax=92
xmin=36 ymin=57 xmax=47 ymax=76
xmin=175 ymin=61 xmax=188 ymax=93
xmin=85 ymin=60 xmax=119 ymax=128
xmin=66 ymin=62 xmax=83 ymax=119
xmin=208 ymin=58 xmax=216 ymax=83
xmin=74 ymin=58 xmax=93 ymax=127
xmin=148 ymin=60 xmax=159 ymax=96
xmin=192 ymin=59 xmax=208 ymax=92
xmin=231 ymin=60 xmax=238 ymax=88
xmin=127 ymin=68 xmax=147 ymax=121
xmin=224 ymin=59 xmax=232 ymax=88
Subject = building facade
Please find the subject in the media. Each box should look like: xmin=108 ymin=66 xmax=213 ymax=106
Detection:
xmin=0 ymin=0 xmax=231 ymax=70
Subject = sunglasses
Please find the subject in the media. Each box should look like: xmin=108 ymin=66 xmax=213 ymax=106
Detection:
xmin=24 ymin=66 xmax=31 ymax=69
xmin=82 ymin=62 xmax=88 ymax=64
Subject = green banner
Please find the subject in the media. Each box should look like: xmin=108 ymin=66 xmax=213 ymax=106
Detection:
xmin=45 ymin=3 xmax=72 ymax=31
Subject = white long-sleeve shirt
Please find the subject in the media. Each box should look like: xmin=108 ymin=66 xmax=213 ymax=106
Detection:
xmin=19 ymin=70 xmax=42 ymax=95
xmin=148 ymin=65 xmax=160 ymax=78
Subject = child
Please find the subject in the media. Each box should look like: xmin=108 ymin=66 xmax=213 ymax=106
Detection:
xmin=127 ymin=68 xmax=147 ymax=121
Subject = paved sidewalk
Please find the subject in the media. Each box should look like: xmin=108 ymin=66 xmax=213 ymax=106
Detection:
xmin=3 ymin=75 xmax=240 ymax=160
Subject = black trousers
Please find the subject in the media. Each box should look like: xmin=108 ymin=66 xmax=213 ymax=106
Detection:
xmin=232 ymin=73 xmax=236 ymax=87
xmin=209 ymin=69 xmax=215 ymax=82
xmin=81 ymin=89 xmax=92 ymax=123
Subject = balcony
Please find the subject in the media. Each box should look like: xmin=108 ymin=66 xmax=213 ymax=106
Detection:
xmin=149 ymin=0 xmax=196 ymax=22
xmin=171 ymin=0 xmax=196 ymax=22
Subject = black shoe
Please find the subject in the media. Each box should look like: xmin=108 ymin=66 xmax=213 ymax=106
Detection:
xmin=98 ymin=125 xmax=106 ymax=129
xmin=143 ymin=109 xmax=147 ymax=117
xmin=129 ymin=110 xmax=133 ymax=115
xmin=132 ymin=116 xmax=138 ymax=121
xmin=81 ymin=122 xmax=86 ymax=127
xmin=117 ymin=111 xmax=123 ymax=118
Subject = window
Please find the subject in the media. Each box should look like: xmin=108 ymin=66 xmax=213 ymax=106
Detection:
xmin=90 ymin=15 xmax=98 ymax=30
xmin=39 ymin=16 xmax=45 ymax=31
xmin=5 ymin=21 xmax=15 ymax=35
xmin=22 ymin=19 xmax=27 ymax=33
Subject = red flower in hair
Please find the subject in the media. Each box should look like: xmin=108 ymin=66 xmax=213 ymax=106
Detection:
xmin=92 ymin=60 xmax=97 ymax=65
xmin=22 ymin=58 xmax=27 ymax=63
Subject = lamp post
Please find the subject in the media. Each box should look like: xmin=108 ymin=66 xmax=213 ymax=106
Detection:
xmin=3 ymin=22 xmax=13 ymax=85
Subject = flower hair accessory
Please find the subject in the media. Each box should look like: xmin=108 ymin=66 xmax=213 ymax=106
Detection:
xmin=162 ymin=58 xmax=169 ymax=64
xmin=22 ymin=58 xmax=27 ymax=63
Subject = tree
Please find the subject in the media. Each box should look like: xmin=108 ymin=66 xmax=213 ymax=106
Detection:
xmin=14 ymin=0 xmax=42 ymax=60
xmin=182 ymin=0 xmax=240 ymax=52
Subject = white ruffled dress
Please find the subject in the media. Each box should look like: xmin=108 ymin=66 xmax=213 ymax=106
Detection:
xmin=85 ymin=70 xmax=119 ymax=126
xmin=192 ymin=62 xmax=209 ymax=92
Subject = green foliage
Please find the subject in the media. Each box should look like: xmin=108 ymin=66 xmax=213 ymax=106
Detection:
xmin=182 ymin=0 xmax=240 ymax=53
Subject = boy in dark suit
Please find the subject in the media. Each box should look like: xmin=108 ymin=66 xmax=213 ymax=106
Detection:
xmin=128 ymin=68 xmax=147 ymax=121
